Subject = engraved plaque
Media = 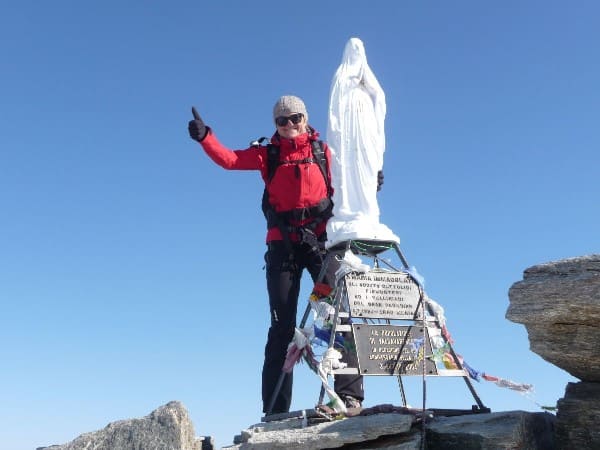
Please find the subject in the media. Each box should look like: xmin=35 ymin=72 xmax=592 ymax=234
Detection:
xmin=352 ymin=324 xmax=437 ymax=376
xmin=344 ymin=271 xmax=421 ymax=319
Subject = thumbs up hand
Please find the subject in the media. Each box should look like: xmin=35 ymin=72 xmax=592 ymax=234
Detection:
xmin=188 ymin=106 xmax=207 ymax=142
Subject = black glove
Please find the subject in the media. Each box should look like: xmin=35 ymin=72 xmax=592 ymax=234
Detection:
xmin=188 ymin=106 xmax=207 ymax=142
xmin=377 ymin=170 xmax=384 ymax=191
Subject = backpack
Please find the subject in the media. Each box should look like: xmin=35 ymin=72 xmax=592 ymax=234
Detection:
xmin=260 ymin=139 xmax=333 ymax=230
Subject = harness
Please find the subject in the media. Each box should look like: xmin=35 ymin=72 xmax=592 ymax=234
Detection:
xmin=259 ymin=138 xmax=333 ymax=253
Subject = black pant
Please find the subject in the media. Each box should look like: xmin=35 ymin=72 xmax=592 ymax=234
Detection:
xmin=262 ymin=240 xmax=364 ymax=414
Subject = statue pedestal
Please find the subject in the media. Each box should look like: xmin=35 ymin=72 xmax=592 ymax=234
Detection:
xmin=326 ymin=218 xmax=399 ymax=249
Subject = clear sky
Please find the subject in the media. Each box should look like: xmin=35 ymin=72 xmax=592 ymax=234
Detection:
xmin=1 ymin=1 xmax=598 ymax=449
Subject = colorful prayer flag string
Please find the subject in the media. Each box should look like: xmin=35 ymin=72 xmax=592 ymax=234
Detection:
xmin=482 ymin=373 xmax=534 ymax=393
xmin=402 ymin=265 xmax=425 ymax=288
xmin=430 ymin=327 xmax=534 ymax=394
xmin=313 ymin=324 xmax=346 ymax=349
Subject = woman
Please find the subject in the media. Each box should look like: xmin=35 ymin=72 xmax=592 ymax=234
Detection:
xmin=188 ymin=95 xmax=364 ymax=414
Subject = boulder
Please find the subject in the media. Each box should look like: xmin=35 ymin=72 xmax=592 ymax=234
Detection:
xmin=426 ymin=411 xmax=555 ymax=450
xmin=506 ymin=254 xmax=600 ymax=381
xmin=223 ymin=410 xmax=555 ymax=450
xmin=223 ymin=412 xmax=414 ymax=450
xmin=555 ymin=382 xmax=600 ymax=450
xmin=507 ymin=255 xmax=600 ymax=450
xmin=37 ymin=401 xmax=205 ymax=450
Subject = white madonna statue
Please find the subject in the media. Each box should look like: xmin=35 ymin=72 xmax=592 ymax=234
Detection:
xmin=326 ymin=37 xmax=399 ymax=248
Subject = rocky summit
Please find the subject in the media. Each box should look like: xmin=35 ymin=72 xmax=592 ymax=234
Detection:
xmin=36 ymin=401 xmax=208 ymax=450
xmin=39 ymin=255 xmax=599 ymax=450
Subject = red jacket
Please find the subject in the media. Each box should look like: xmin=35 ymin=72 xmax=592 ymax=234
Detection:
xmin=199 ymin=128 xmax=333 ymax=242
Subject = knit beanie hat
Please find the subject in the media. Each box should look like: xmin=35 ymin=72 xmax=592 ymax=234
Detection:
xmin=273 ymin=95 xmax=308 ymax=123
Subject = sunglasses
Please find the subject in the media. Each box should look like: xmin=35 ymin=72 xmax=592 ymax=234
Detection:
xmin=275 ymin=113 xmax=304 ymax=127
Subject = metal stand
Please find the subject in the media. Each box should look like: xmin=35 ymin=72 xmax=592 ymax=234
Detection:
xmin=263 ymin=239 xmax=489 ymax=421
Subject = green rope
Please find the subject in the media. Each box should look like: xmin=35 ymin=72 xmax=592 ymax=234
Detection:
xmin=350 ymin=240 xmax=394 ymax=253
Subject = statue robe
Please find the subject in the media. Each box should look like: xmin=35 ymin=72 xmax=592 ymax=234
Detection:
xmin=326 ymin=37 xmax=399 ymax=247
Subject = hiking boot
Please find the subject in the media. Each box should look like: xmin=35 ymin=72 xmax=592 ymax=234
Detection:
xmin=342 ymin=395 xmax=362 ymax=409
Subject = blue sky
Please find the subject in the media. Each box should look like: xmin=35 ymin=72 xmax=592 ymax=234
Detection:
xmin=1 ymin=1 xmax=598 ymax=449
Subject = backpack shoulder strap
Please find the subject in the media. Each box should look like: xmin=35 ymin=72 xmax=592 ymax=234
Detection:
xmin=265 ymin=143 xmax=280 ymax=183
xmin=311 ymin=140 xmax=332 ymax=196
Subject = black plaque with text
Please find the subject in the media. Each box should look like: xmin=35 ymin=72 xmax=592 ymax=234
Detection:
xmin=352 ymin=324 xmax=437 ymax=376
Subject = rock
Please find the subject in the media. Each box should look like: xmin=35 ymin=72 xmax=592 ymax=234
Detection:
xmin=222 ymin=410 xmax=555 ymax=450
xmin=37 ymin=401 xmax=204 ymax=450
xmin=506 ymin=254 xmax=600 ymax=381
xmin=555 ymin=382 xmax=600 ymax=450
xmin=507 ymin=255 xmax=600 ymax=450
xmin=426 ymin=411 xmax=555 ymax=450
xmin=222 ymin=412 xmax=414 ymax=449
